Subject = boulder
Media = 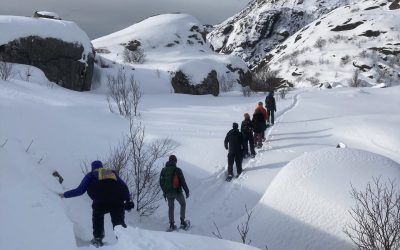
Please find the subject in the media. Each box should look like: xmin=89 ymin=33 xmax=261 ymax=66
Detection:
xmin=171 ymin=70 xmax=219 ymax=96
xmin=0 ymin=36 xmax=94 ymax=91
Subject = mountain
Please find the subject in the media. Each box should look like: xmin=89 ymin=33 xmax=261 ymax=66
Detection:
xmin=207 ymin=0 xmax=351 ymax=67
xmin=92 ymin=14 xmax=251 ymax=96
xmin=256 ymin=0 xmax=400 ymax=87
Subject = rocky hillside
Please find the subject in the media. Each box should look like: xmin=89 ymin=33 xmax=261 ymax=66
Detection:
xmin=93 ymin=14 xmax=251 ymax=96
xmin=256 ymin=0 xmax=400 ymax=87
xmin=207 ymin=0 xmax=351 ymax=67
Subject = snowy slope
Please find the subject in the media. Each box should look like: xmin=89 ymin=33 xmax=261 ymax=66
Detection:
xmin=259 ymin=0 xmax=400 ymax=87
xmin=207 ymin=0 xmax=351 ymax=66
xmin=0 ymin=15 xmax=93 ymax=61
xmin=92 ymin=14 xmax=249 ymax=93
xmin=1 ymin=63 xmax=400 ymax=249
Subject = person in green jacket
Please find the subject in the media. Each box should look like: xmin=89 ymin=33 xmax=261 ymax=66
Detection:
xmin=160 ymin=155 xmax=190 ymax=231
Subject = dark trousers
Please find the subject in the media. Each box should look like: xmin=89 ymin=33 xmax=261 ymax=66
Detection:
xmin=92 ymin=202 xmax=126 ymax=239
xmin=166 ymin=193 xmax=186 ymax=224
xmin=254 ymin=133 xmax=263 ymax=148
xmin=228 ymin=152 xmax=242 ymax=176
xmin=268 ymin=110 xmax=275 ymax=124
xmin=243 ymin=135 xmax=256 ymax=156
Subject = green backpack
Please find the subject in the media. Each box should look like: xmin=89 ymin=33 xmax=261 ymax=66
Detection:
xmin=161 ymin=166 xmax=180 ymax=193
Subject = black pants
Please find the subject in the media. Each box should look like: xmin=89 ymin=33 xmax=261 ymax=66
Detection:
xmin=243 ymin=135 xmax=256 ymax=156
xmin=92 ymin=202 xmax=126 ymax=239
xmin=228 ymin=153 xmax=242 ymax=176
xmin=268 ymin=110 xmax=275 ymax=125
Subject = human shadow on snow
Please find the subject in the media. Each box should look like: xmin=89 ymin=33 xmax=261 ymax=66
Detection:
xmin=279 ymin=116 xmax=340 ymax=124
xmin=271 ymin=128 xmax=332 ymax=137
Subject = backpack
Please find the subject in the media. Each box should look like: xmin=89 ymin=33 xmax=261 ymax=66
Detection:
xmin=242 ymin=120 xmax=253 ymax=134
xmin=161 ymin=166 xmax=180 ymax=193
xmin=266 ymin=96 xmax=274 ymax=108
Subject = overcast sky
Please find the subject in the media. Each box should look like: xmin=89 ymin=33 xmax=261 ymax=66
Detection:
xmin=0 ymin=0 xmax=250 ymax=39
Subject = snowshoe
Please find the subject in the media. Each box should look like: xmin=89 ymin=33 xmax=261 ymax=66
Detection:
xmin=225 ymin=175 xmax=233 ymax=182
xmin=90 ymin=238 xmax=104 ymax=248
xmin=180 ymin=220 xmax=191 ymax=231
xmin=250 ymin=154 xmax=256 ymax=158
xmin=235 ymin=174 xmax=241 ymax=179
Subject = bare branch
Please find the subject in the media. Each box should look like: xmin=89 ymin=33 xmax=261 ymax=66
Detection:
xmin=212 ymin=220 xmax=224 ymax=239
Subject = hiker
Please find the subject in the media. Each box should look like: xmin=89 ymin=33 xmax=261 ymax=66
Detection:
xmin=59 ymin=160 xmax=134 ymax=247
xmin=252 ymin=102 xmax=268 ymax=148
xmin=160 ymin=155 xmax=190 ymax=231
xmin=265 ymin=91 xmax=277 ymax=125
xmin=241 ymin=113 xmax=256 ymax=158
xmin=224 ymin=122 xmax=244 ymax=180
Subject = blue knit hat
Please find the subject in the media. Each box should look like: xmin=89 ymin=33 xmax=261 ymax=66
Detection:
xmin=91 ymin=160 xmax=103 ymax=171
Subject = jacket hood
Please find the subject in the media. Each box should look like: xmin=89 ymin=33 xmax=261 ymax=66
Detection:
xmin=91 ymin=160 xmax=103 ymax=171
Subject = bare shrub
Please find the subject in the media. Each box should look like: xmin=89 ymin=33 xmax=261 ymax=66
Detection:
xmin=306 ymin=76 xmax=320 ymax=86
xmin=237 ymin=205 xmax=254 ymax=245
xmin=18 ymin=66 xmax=32 ymax=82
xmin=314 ymin=38 xmax=327 ymax=50
xmin=219 ymin=73 xmax=235 ymax=92
xmin=341 ymin=55 xmax=351 ymax=66
xmin=278 ymin=88 xmax=288 ymax=99
xmin=300 ymin=60 xmax=314 ymax=66
xmin=344 ymin=177 xmax=400 ymax=250
xmin=0 ymin=57 xmax=15 ymax=81
xmin=319 ymin=57 xmax=330 ymax=65
xmin=98 ymin=56 xmax=111 ymax=68
xmin=106 ymin=118 xmax=177 ymax=216
xmin=350 ymin=70 xmax=361 ymax=87
xmin=241 ymin=86 xmax=253 ymax=97
xmin=123 ymin=48 xmax=145 ymax=64
xmin=126 ymin=119 xmax=177 ymax=216
xmin=252 ymin=67 xmax=282 ymax=91
xmin=106 ymin=69 xmax=142 ymax=117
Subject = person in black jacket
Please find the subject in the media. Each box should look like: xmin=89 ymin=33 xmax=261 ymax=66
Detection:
xmin=59 ymin=160 xmax=134 ymax=247
xmin=241 ymin=113 xmax=256 ymax=158
xmin=224 ymin=122 xmax=244 ymax=180
xmin=265 ymin=91 xmax=277 ymax=125
xmin=160 ymin=155 xmax=190 ymax=231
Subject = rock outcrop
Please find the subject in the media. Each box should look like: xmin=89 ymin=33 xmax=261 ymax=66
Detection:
xmin=171 ymin=70 xmax=219 ymax=96
xmin=0 ymin=36 xmax=94 ymax=91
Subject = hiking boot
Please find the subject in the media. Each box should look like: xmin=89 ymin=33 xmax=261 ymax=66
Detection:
xmin=180 ymin=219 xmax=188 ymax=228
xmin=169 ymin=223 xmax=177 ymax=231
xmin=90 ymin=237 xmax=104 ymax=248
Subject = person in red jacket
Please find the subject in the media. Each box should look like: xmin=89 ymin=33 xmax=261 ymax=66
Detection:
xmin=252 ymin=102 xmax=268 ymax=148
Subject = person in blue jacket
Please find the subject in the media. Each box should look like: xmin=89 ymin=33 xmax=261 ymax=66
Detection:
xmin=59 ymin=160 xmax=134 ymax=247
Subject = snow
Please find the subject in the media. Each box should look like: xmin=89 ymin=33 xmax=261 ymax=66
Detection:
xmin=0 ymin=15 xmax=92 ymax=61
xmin=92 ymin=13 xmax=248 ymax=87
xmin=2 ymin=64 xmax=400 ymax=249
xmin=265 ymin=0 xmax=400 ymax=87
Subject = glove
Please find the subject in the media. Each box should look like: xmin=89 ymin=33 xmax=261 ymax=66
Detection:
xmin=163 ymin=193 xmax=167 ymax=201
xmin=125 ymin=201 xmax=135 ymax=212
xmin=58 ymin=193 xmax=65 ymax=198
xmin=186 ymin=193 xmax=190 ymax=199
xmin=224 ymin=145 xmax=228 ymax=150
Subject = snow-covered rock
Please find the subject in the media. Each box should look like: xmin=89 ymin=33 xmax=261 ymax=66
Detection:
xmin=0 ymin=15 xmax=94 ymax=91
xmin=257 ymin=0 xmax=400 ymax=87
xmin=93 ymin=14 xmax=251 ymax=95
xmin=250 ymin=147 xmax=400 ymax=249
xmin=207 ymin=0 xmax=350 ymax=67
xmin=33 ymin=11 xmax=62 ymax=20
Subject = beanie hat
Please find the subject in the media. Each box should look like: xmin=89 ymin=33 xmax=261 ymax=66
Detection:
xmin=169 ymin=155 xmax=177 ymax=164
xmin=233 ymin=122 xmax=239 ymax=129
xmin=91 ymin=160 xmax=103 ymax=171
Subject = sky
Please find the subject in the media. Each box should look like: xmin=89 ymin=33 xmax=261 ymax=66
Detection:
xmin=0 ymin=0 xmax=251 ymax=39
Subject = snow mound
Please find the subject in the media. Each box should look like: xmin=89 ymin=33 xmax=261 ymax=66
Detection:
xmin=251 ymin=147 xmax=400 ymax=249
xmin=92 ymin=13 xmax=248 ymax=91
xmin=0 ymin=15 xmax=92 ymax=61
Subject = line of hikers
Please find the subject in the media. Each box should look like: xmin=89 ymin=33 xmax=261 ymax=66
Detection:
xmin=57 ymin=92 xmax=276 ymax=246
xmin=224 ymin=91 xmax=277 ymax=181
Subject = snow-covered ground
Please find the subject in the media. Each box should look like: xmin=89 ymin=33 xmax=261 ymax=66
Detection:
xmin=1 ymin=61 xmax=400 ymax=249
